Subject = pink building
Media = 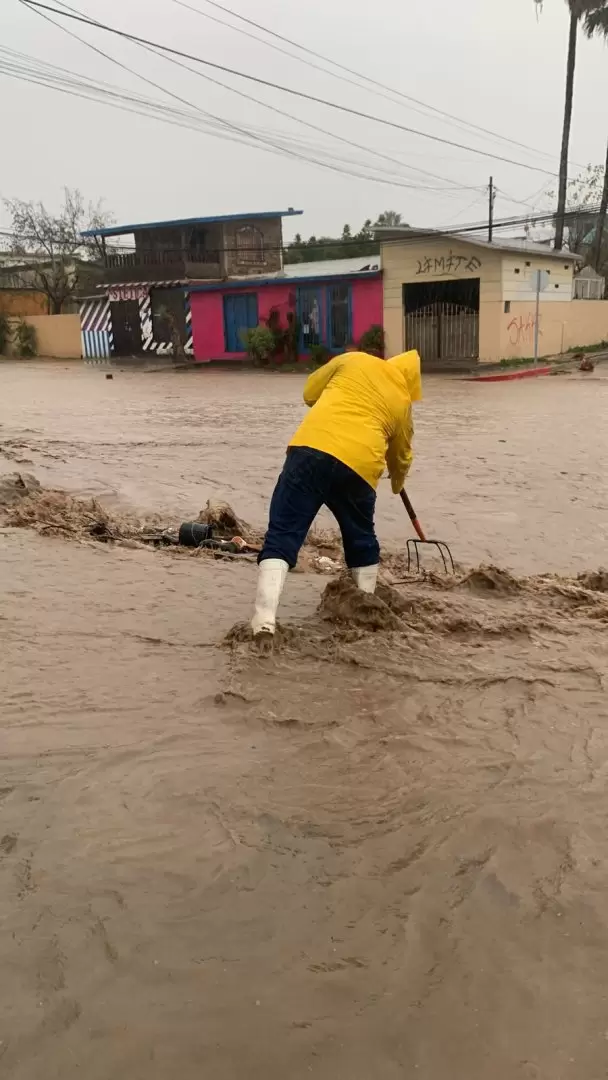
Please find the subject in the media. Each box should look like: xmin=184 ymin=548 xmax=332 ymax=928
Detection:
xmin=188 ymin=258 xmax=383 ymax=362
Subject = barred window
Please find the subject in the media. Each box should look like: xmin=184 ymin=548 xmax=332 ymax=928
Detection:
xmin=235 ymin=226 xmax=264 ymax=265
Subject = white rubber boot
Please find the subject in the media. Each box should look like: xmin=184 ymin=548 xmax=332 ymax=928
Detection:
xmin=251 ymin=558 xmax=289 ymax=637
xmin=351 ymin=565 xmax=379 ymax=594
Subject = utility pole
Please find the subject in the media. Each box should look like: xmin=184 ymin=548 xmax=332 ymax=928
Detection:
xmin=488 ymin=176 xmax=495 ymax=242
xmin=594 ymin=138 xmax=608 ymax=276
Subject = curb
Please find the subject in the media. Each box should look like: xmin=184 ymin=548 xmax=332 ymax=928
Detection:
xmin=468 ymin=366 xmax=552 ymax=383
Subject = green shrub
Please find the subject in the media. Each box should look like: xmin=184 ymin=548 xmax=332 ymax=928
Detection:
xmin=241 ymin=324 xmax=276 ymax=365
xmin=0 ymin=313 xmax=9 ymax=355
xmin=358 ymin=324 xmax=386 ymax=357
xmin=13 ymin=319 xmax=37 ymax=358
xmin=310 ymin=343 xmax=332 ymax=366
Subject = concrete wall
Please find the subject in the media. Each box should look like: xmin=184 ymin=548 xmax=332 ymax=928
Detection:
xmin=190 ymin=277 xmax=383 ymax=362
xmin=381 ymin=238 xmax=503 ymax=362
xmin=352 ymin=278 xmax=383 ymax=343
xmin=191 ymin=284 xmax=288 ymax=361
xmin=0 ymin=289 xmax=48 ymax=316
xmin=6 ymin=314 xmax=82 ymax=358
xmin=500 ymin=300 xmax=608 ymax=360
xmin=502 ymin=253 xmax=574 ymax=303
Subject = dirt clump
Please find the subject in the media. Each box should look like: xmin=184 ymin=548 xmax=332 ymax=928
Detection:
xmin=224 ymin=620 xmax=300 ymax=650
xmin=0 ymin=472 xmax=42 ymax=508
xmin=318 ymin=576 xmax=410 ymax=632
xmin=577 ymin=569 xmax=608 ymax=593
xmin=456 ymin=564 xmax=522 ymax=596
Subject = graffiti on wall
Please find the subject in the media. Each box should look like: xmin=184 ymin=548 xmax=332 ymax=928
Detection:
xmin=507 ymin=312 xmax=542 ymax=348
xmin=416 ymin=251 xmax=482 ymax=276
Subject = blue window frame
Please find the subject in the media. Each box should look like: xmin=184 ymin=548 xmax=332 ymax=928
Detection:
xmin=223 ymin=292 xmax=258 ymax=352
xmin=296 ymin=284 xmax=353 ymax=352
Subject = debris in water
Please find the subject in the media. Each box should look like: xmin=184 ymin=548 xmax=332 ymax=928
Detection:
xmin=577 ymin=569 xmax=608 ymax=593
xmin=198 ymin=499 xmax=254 ymax=540
xmin=3 ymin=488 xmax=140 ymax=541
xmin=312 ymin=555 xmax=341 ymax=574
xmin=0 ymin=472 xmax=42 ymax=509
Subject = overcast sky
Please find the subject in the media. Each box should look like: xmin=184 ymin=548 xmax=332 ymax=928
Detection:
xmin=1 ymin=0 xmax=607 ymax=241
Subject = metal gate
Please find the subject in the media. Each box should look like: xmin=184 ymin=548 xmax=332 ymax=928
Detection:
xmin=110 ymin=300 xmax=142 ymax=355
xmin=405 ymin=302 xmax=479 ymax=363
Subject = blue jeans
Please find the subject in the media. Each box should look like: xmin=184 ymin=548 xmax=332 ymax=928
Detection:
xmin=260 ymin=447 xmax=380 ymax=570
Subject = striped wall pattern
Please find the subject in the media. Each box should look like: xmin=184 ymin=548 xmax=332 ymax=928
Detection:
xmin=139 ymin=292 xmax=154 ymax=351
xmin=79 ymin=296 xmax=113 ymax=359
xmin=184 ymin=292 xmax=193 ymax=355
xmin=138 ymin=288 xmax=193 ymax=355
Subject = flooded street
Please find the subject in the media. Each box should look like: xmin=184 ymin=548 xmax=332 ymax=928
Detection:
xmin=1 ymin=360 xmax=608 ymax=572
xmin=2 ymin=361 xmax=608 ymax=1079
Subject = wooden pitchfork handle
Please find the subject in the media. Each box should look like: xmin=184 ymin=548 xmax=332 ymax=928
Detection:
xmin=399 ymin=488 xmax=427 ymax=542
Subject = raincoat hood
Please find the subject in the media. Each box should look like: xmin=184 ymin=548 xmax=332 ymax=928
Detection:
xmin=387 ymin=351 xmax=422 ymax=402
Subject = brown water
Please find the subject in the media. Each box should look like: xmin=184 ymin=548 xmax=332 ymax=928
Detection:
xmin=1 ymin=360 xmax=608 ymax=571
xmin=2 ymin=361 xmax=608 ymax=1080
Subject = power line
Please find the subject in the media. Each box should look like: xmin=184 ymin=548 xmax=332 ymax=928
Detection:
xmin=0 ymin=204 xmax=596 ymax=257
xmin=20 ymin=1 xmax=560 ymax=178
xmin=14 ymin=2 xmax=481 ymax=199
xmin=0 ymin=54 xmax=472 ymax=199
xmin=181 ymin=0 xmax=572 ymax=167
xmin=44 ymin=0 xmax=493 ymax=195
xmin=1 ymin=50 xmax=481 ymax=203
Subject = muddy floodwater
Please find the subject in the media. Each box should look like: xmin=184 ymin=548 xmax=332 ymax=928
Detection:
xmin=2 ymin=360 xmax=608 ymax=1080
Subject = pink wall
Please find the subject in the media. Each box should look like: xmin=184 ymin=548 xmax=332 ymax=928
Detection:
xmin=190 ymin=276 xmax=383 ymax=362
xmin=351 ymin=277 xmax=383 ymax=343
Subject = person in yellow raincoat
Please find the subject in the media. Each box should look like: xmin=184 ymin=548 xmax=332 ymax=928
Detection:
xmin=251 ymin=349 xmax=422 ymax=644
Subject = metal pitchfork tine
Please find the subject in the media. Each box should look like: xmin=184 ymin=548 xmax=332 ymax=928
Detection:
xmin=399 ymin=489 xmax=455 ymax=575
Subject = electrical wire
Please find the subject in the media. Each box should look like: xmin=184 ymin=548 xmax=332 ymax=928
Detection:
xmin=0 ymin=204 xmax=597 ymax=257
xmin=0 ymin=54 xmax=477 ymax=200
xmin=179 ymin=0 xmax=577 ymax=167
xmin=19 ymin=1 xmax=561 ymax=178
xmin=13 ymin=2 xmax=482 ymax=201
xmin=50 ymin=0 xmax=486 ymax=196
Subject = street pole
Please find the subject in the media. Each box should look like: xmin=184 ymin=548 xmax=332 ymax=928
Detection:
xmin=593 ymin=138 xmax=608 ymax=275
xmin=534 ymin=270 xmax=541 ymax=366
xmin=488 ymin=176 xmax=494 ymax=242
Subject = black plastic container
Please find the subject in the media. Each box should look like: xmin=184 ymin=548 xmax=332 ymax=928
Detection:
xmin=178 ymin=521 xmax=214 ymax=547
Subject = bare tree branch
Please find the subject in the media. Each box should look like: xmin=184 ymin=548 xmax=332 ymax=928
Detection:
xmin=2 ymin=187 xmax=114 ymax=314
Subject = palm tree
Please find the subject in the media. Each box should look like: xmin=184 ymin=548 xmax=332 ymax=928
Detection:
xmin=536 ymin=1 xmax=608 ymax=249
xmin=581 ymin=8 xmax=608 ymax=270
xmin=583 ymin=3 xmax=608 ymax=30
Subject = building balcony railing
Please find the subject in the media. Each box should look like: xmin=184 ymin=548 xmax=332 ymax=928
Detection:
xmin=103 ymin=248 xmax=222 ymax=283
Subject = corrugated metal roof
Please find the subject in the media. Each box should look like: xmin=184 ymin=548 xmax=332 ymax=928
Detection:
xmin=81 ymin=209 xmax=303 ymax=239
xmin=281 ymin=255 xmax=381 ymax=277
xmin=189 ymin=267 xmax=381 ymax=294
xmin=212 ymin=255 xmax=381 ymax=285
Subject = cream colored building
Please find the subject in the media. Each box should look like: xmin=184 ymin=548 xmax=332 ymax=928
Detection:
xmin=381 ymin=231 xmax=608 ymax=365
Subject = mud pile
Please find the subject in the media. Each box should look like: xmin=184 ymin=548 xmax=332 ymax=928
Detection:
xmin=318 ymin=576 xmax=411 ymax=632
xmin=226 ymin=561 xmax=608 ymax=669
xmin=0 ymin=476 xmax=345 ymax=570
xmin=0 ymin=472 xmax=144 ymax=542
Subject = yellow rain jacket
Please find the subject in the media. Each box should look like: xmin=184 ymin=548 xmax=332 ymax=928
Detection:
xmin=289 ymin=350 xmax=422 ymax=494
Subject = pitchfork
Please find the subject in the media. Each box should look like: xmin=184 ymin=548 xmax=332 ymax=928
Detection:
xmin=399 ymin=489 xmax=455 ymax=575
